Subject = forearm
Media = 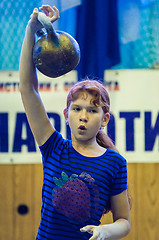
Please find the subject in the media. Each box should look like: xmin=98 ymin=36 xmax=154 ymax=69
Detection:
xmin=81 ymin=218 xmax=130 ymax=240
xmin=19 ymin=23 xmax=38 ymax=93
xmin=102 ymin=218 xmax=130 ymax=240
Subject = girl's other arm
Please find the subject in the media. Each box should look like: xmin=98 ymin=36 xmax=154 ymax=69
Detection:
xmin=81 ymin=190 xmax=130 ymax=240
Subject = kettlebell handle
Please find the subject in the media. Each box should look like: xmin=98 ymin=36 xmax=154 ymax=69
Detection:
xmin=37 ymin=12 xmax=57 ymax=38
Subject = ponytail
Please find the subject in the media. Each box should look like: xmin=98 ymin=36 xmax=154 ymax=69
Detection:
xmin=96 ymin=130 xmax=118 ymax=152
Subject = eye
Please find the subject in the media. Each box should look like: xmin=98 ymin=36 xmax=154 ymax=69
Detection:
xmin=73 ymin=107 xmax=81 ymax=111
xmin=89 ymin=109 xmax=97 ymax=113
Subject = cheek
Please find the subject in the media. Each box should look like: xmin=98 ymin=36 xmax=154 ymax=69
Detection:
xmin=95 ymin=114 xmax=103 ymax=122
xmin=89 ymin=117 xmax=102 ymax=129
xmin=68 ymin=113 xmax=76 ymax=125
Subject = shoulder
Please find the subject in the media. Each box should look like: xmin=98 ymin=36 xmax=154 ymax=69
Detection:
xmin=106 ymin=148 xmax=127 ymax=167
xmin=39 ymin=130 xmax=70 ymax=157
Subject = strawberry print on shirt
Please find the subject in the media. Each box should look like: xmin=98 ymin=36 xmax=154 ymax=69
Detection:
xmin=52 ymin=172 xmax=99 ymax=223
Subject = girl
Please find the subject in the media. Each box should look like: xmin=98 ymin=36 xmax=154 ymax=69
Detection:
xmin=19 ymin=5 xmax=130 ymax=240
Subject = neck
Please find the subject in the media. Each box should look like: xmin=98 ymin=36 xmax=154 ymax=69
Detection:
xmin=71 ymin=136 xmax=106 ymax=157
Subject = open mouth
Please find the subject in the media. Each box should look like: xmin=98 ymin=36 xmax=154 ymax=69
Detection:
xmin=78 ymin=125 xmax=87 ymax=130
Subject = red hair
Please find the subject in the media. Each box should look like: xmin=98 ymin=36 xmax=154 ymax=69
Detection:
xmin=66 ymin=79 xmax=110 ymax=113
xmin=66 ymin=79 xmax=118 ymax=152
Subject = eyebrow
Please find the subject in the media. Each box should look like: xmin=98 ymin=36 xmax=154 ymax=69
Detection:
xmin=70 ymin=104 xmax=80 ymax=108
xmin=71 ymin=104 xmax=98 ymax=109
xmin=71 ymin=104 xmax=80 ymax=107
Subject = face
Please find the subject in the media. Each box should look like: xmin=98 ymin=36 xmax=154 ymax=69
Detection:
xmin=64 ymin=91 xmax=110 ymax=144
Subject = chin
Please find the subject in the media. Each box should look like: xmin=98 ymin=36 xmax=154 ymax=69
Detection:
xmin=77 ymin=134 xmax=94 ymax=142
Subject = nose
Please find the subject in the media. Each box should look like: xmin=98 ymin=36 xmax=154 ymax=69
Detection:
xmin=80 ymin=109 xmax=88 ymax=123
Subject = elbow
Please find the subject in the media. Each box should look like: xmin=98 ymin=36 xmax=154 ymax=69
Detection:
xmin=19 ymin=83 xmax=24 ymax=94
xmin=127 ymin=221 xmax=131 ymax=235
xmin=117 ymin=218 xmax=131 ymax=237
xmin=119 ymin=219 xmax=131 ymax=238
xmin=19 ymin=84 xmax=28 ymax=95
xmin=19 ymin=82 xmax=38 ymax=95
xmin=124 ymin=219 xmax=131 ymax=236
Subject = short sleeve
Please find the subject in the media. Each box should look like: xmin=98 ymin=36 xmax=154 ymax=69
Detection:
xmin=110 ymin=158 xmax=127 ymax=196
xmin=39 ymin=130 xmax=63 ymax=162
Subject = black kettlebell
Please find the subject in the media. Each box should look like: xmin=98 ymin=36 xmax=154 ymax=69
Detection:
xmin=33 ymin=12 xmax=80 ymax=78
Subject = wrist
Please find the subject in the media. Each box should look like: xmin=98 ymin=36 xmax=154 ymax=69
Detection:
xmin=26 ymin=21 xmax=37 ymax=35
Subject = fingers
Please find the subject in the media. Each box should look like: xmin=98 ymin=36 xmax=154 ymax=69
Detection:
xmin=80 ymin=225 xmax=95 ymax=234
xmin=30 ymin=8 xmax=39 ymax=22
xmin=29 ymin=5 xmax=59 ymax=33
xmin=80 ymin=225 xmax=104 ymax=240
xmin=39 ymin=5 xmax=54 ymax=17
xmin=39 ymin=5 xmax=60 ymax=23
xmin=50 ymin=6 xmax=60 ymax=23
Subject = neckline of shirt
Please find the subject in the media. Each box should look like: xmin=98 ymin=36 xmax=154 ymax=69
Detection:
xmin=70 ymin=142 xmax=109 ymax=160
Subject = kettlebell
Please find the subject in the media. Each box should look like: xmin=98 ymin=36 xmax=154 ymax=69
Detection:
xmin=33 ymin=12 xmax=80 ymax=78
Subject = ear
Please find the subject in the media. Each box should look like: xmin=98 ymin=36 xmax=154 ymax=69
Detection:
xmin=101 ymin=112 xmax=110 ymax=127
xmin=63 ymin=108 xmax=68 ymax=121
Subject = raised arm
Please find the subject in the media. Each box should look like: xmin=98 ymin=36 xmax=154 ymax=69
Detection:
xmin=19 ymin=6 xmax=59 ymax=146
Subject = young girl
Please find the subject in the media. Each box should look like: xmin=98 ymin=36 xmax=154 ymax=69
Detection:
xmin=19 ymin=5 xmax=130 ymax=240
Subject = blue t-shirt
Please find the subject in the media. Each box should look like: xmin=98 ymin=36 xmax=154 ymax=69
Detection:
xmin=36 ymin=131 xmax=127 ymax=240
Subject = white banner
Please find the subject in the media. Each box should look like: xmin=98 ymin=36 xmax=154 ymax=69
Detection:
xmin=0 ymin=70 xmax=77 ymax=164
xmin=104 ymin=69 xmax=159 ymax=163
xmin=0 ymin=69 xmax=158 ymax=163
